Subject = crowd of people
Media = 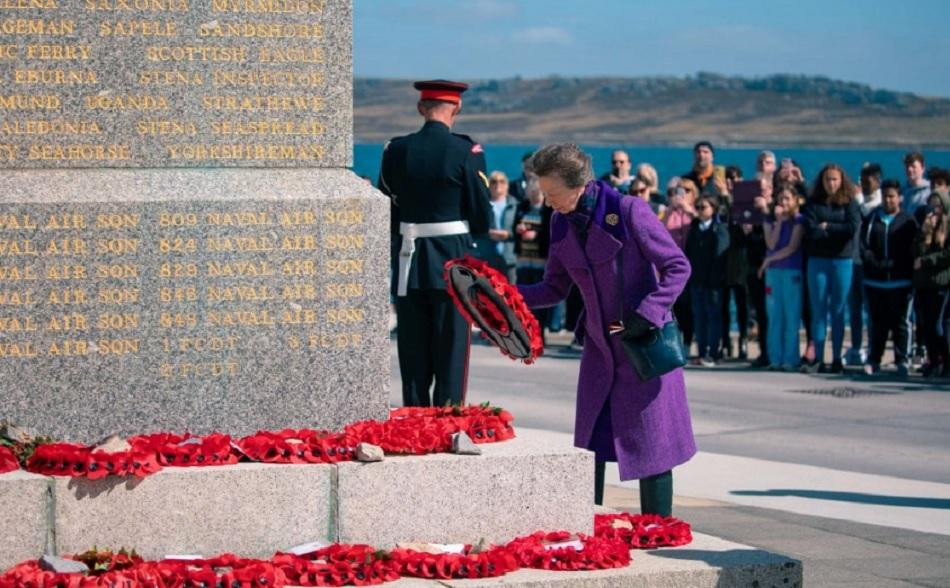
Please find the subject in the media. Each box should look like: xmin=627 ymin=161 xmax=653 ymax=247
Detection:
xmin=473 ymin=143 xmax=950 ymax=377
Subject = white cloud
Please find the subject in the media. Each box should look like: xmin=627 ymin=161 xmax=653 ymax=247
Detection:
xmin=515 ymin=26 xmax=574 ymax=45
xmin=466 ymin=0 xmax=518 ymax=19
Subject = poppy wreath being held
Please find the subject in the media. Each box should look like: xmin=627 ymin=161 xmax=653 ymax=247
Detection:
xmin=505 ymin=531 xmax=631 ymax=572
xmin=444 ymin=256 xmax=544 ymax=364
xmin=0 ymin=446 xmax=18 ymax=474
xmin=594 ymin=513 xmax=693 ymax=548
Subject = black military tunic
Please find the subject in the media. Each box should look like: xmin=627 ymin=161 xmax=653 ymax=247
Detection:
xmin=379 ymin=120 xmax=493 ymax=407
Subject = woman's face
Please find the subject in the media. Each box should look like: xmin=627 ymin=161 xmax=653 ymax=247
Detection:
xmin=539 ymin=174 xmax=585 ymax=214
xmin=629 ymin=180 xmax=650 ymax=201
xmin=696 ymin=199 xmax=715 ymax=221
xmin=929 ymin=194 xmax=944 ymax=215
xmin=681 ymin=184 xmax=697 ymax=206
xmin=778 ymin=191 xmax=796 ymax=215
xmin=822 ymin=168 xmax=842 ymax=196
xmin=489 ymin=178 xmax=508 ymax=200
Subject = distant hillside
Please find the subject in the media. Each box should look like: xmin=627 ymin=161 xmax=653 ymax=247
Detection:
xmin=355 ymin=73 xmax=950 ymax=147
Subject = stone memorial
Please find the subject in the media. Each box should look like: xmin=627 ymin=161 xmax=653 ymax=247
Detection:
xmin=0 ymin=3 xmax=803 ymax=585
xmin=0 ymin=0 xmax=389 ymax=440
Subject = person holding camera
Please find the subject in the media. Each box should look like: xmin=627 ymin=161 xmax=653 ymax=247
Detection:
xmin=517 ymin=143 xmax=695 ymax=516
xmin=912 ymin=190 xmax=950 ymax=377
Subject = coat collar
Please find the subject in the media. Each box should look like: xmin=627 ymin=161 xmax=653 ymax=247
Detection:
xmin=585 ymin=181 xmax=625 ymax=263
xmin=553 ymin=181 xmax=625 ymax=265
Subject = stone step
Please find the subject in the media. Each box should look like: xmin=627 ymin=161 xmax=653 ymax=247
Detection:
xmin=0 ymin=470 xmax=48 ymax=571
xmin=383 ymin=532 xmax=802 ymax=587
xmin=0 ymin=428 xmax=593 ymax=565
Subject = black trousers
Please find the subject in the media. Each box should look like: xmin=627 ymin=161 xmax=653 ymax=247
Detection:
xmin=914 ymin=288 xmax=949 ymax=367
xmin=396 ymin=289 xmax=471 ymax=407
xmin=673 ymin=288 xmax=694 ymax=347
xmin=865 ymin=286 xmax=913 ymax=365
xmin=747 ymin=272 xmax=769 ymax=361
xmin=721 ymin=283 xmax=749 ymax=348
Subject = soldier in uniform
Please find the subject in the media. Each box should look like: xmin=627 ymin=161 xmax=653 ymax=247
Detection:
xmin=378 ymin=80 xmax=493 ymax=407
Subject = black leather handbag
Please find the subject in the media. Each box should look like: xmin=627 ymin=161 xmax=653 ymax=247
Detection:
xmin=614 ymin=248 xmax=687 ymax=381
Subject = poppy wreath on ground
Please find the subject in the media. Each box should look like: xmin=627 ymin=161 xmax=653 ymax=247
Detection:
xmin=594 ymin=513 xmax=693 ymax=548
xmin=444 ymin=256 xmax=544 ymax=364
xmin=273 ymin=544 xmax=401 ymax=586
xmin=25 ymin=441 xmax=162 ymax=480
xmin=18 ymin=405 xmax=516 ymax=479
xmin=0 ymin=552 xmax=289 ymax=588
xmin=142 ymin=432 xmax=240 ymax=468
xmin=505 ymin=531 xmax=631 ymax=571
xmin=0 ymin=446 xmax=17 ymax=474
xmin=389 ymin=545 xmax=518 ymax=580
xmin=237 ymin=429 xmax=358 ymax=465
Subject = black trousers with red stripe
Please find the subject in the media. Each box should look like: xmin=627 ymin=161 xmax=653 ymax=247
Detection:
xmin=396 ymin=288 xmax=471 ymax=407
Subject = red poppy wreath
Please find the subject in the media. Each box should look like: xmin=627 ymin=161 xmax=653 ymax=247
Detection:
xmin=444 ymin=255 xmax=544 ymax=363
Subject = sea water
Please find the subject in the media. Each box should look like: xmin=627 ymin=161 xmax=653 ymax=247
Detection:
xmin=354 ymin=144 xmax=950 ymax=189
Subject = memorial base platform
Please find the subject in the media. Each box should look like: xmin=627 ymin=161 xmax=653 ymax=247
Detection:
xmin=385 ymin=530 xmax=801 ymax=587
xmin=0 ymin=429 xmax=802 ymax=586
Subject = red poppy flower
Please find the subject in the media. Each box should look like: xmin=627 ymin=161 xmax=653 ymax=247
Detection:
xmin=0 ymin=446 xmax=19 ymax=474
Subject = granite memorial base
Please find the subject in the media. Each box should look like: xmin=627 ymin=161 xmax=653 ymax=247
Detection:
xmin=0 ymin=471 xmax=49 ymax=572
xmin=0 ymin=169 xmax=390 ymax=442
xmin=0 ymin=429 xmax=592 ymax=562
xmin=53 ymin=463 xmax=336 ymax=560
xmin=0 ymin=430 xmax=803 ymax=587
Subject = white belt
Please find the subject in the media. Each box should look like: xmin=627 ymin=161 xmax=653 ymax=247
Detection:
xmin=397 ymin=220 xmax=469 ymax=296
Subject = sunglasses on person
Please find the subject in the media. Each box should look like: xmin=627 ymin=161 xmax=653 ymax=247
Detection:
xmin=631 ymin=187 xmax=649 ymax=195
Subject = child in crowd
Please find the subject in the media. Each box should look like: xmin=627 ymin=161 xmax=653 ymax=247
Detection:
xmin=760 ymin=186 xmax=805 ymax=371
xmin=685 ymin=195 xmax=730 ymax=366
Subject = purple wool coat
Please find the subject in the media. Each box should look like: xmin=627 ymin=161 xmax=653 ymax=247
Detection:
xmin=519 ymin=181 xmax=697 ymax=480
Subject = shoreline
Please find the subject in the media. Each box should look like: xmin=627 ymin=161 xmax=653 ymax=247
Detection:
xmin=355 ymin=137 xmax=950 ymax=151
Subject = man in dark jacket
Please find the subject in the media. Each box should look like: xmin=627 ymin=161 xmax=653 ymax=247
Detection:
xmin=686 ymin=195 xmax=730 ymax=365
xmin=860 ymin=179 xmax=918 ymax=376
xmin=379 ymin=79 xmax=493 ymax=406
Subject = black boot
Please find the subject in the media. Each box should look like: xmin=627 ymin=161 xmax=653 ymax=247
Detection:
xmin=738 ymin=338 xmax=748 ymax=360
xmin=639 ymin=470 xmax=673 ymax=516
xmin=594 ymin=461 xmax=606 ymax=506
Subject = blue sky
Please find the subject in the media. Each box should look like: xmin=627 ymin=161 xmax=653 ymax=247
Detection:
xmin=355 ymin=0 xmax=950 ymax=97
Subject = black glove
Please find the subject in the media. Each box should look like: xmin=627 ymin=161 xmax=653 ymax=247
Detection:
xmin=621 ymin=313 xmax=655 ymax=339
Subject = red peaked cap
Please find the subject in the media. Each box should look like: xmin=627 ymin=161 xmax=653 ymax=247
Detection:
xmin=414 ymin=79 xmax=469 ymax=104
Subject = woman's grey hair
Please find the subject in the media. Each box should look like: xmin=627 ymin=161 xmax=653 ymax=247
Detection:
xmin=529 ymin=143 xmax=593 ymax=189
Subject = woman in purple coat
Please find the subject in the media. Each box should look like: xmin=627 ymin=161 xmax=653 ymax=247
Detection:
xmin=518 ymin=144 xmax=696 ymax=515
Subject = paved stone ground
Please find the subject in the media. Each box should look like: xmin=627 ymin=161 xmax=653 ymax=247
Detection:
xmin=606 ymin=486 xmax=950 ymax=588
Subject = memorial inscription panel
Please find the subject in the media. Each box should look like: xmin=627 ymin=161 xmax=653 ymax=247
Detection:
xmin=0 ymin=0 xmax=351 ymax=168
xmin=0 ymin=187 xmax=389 ymax=440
